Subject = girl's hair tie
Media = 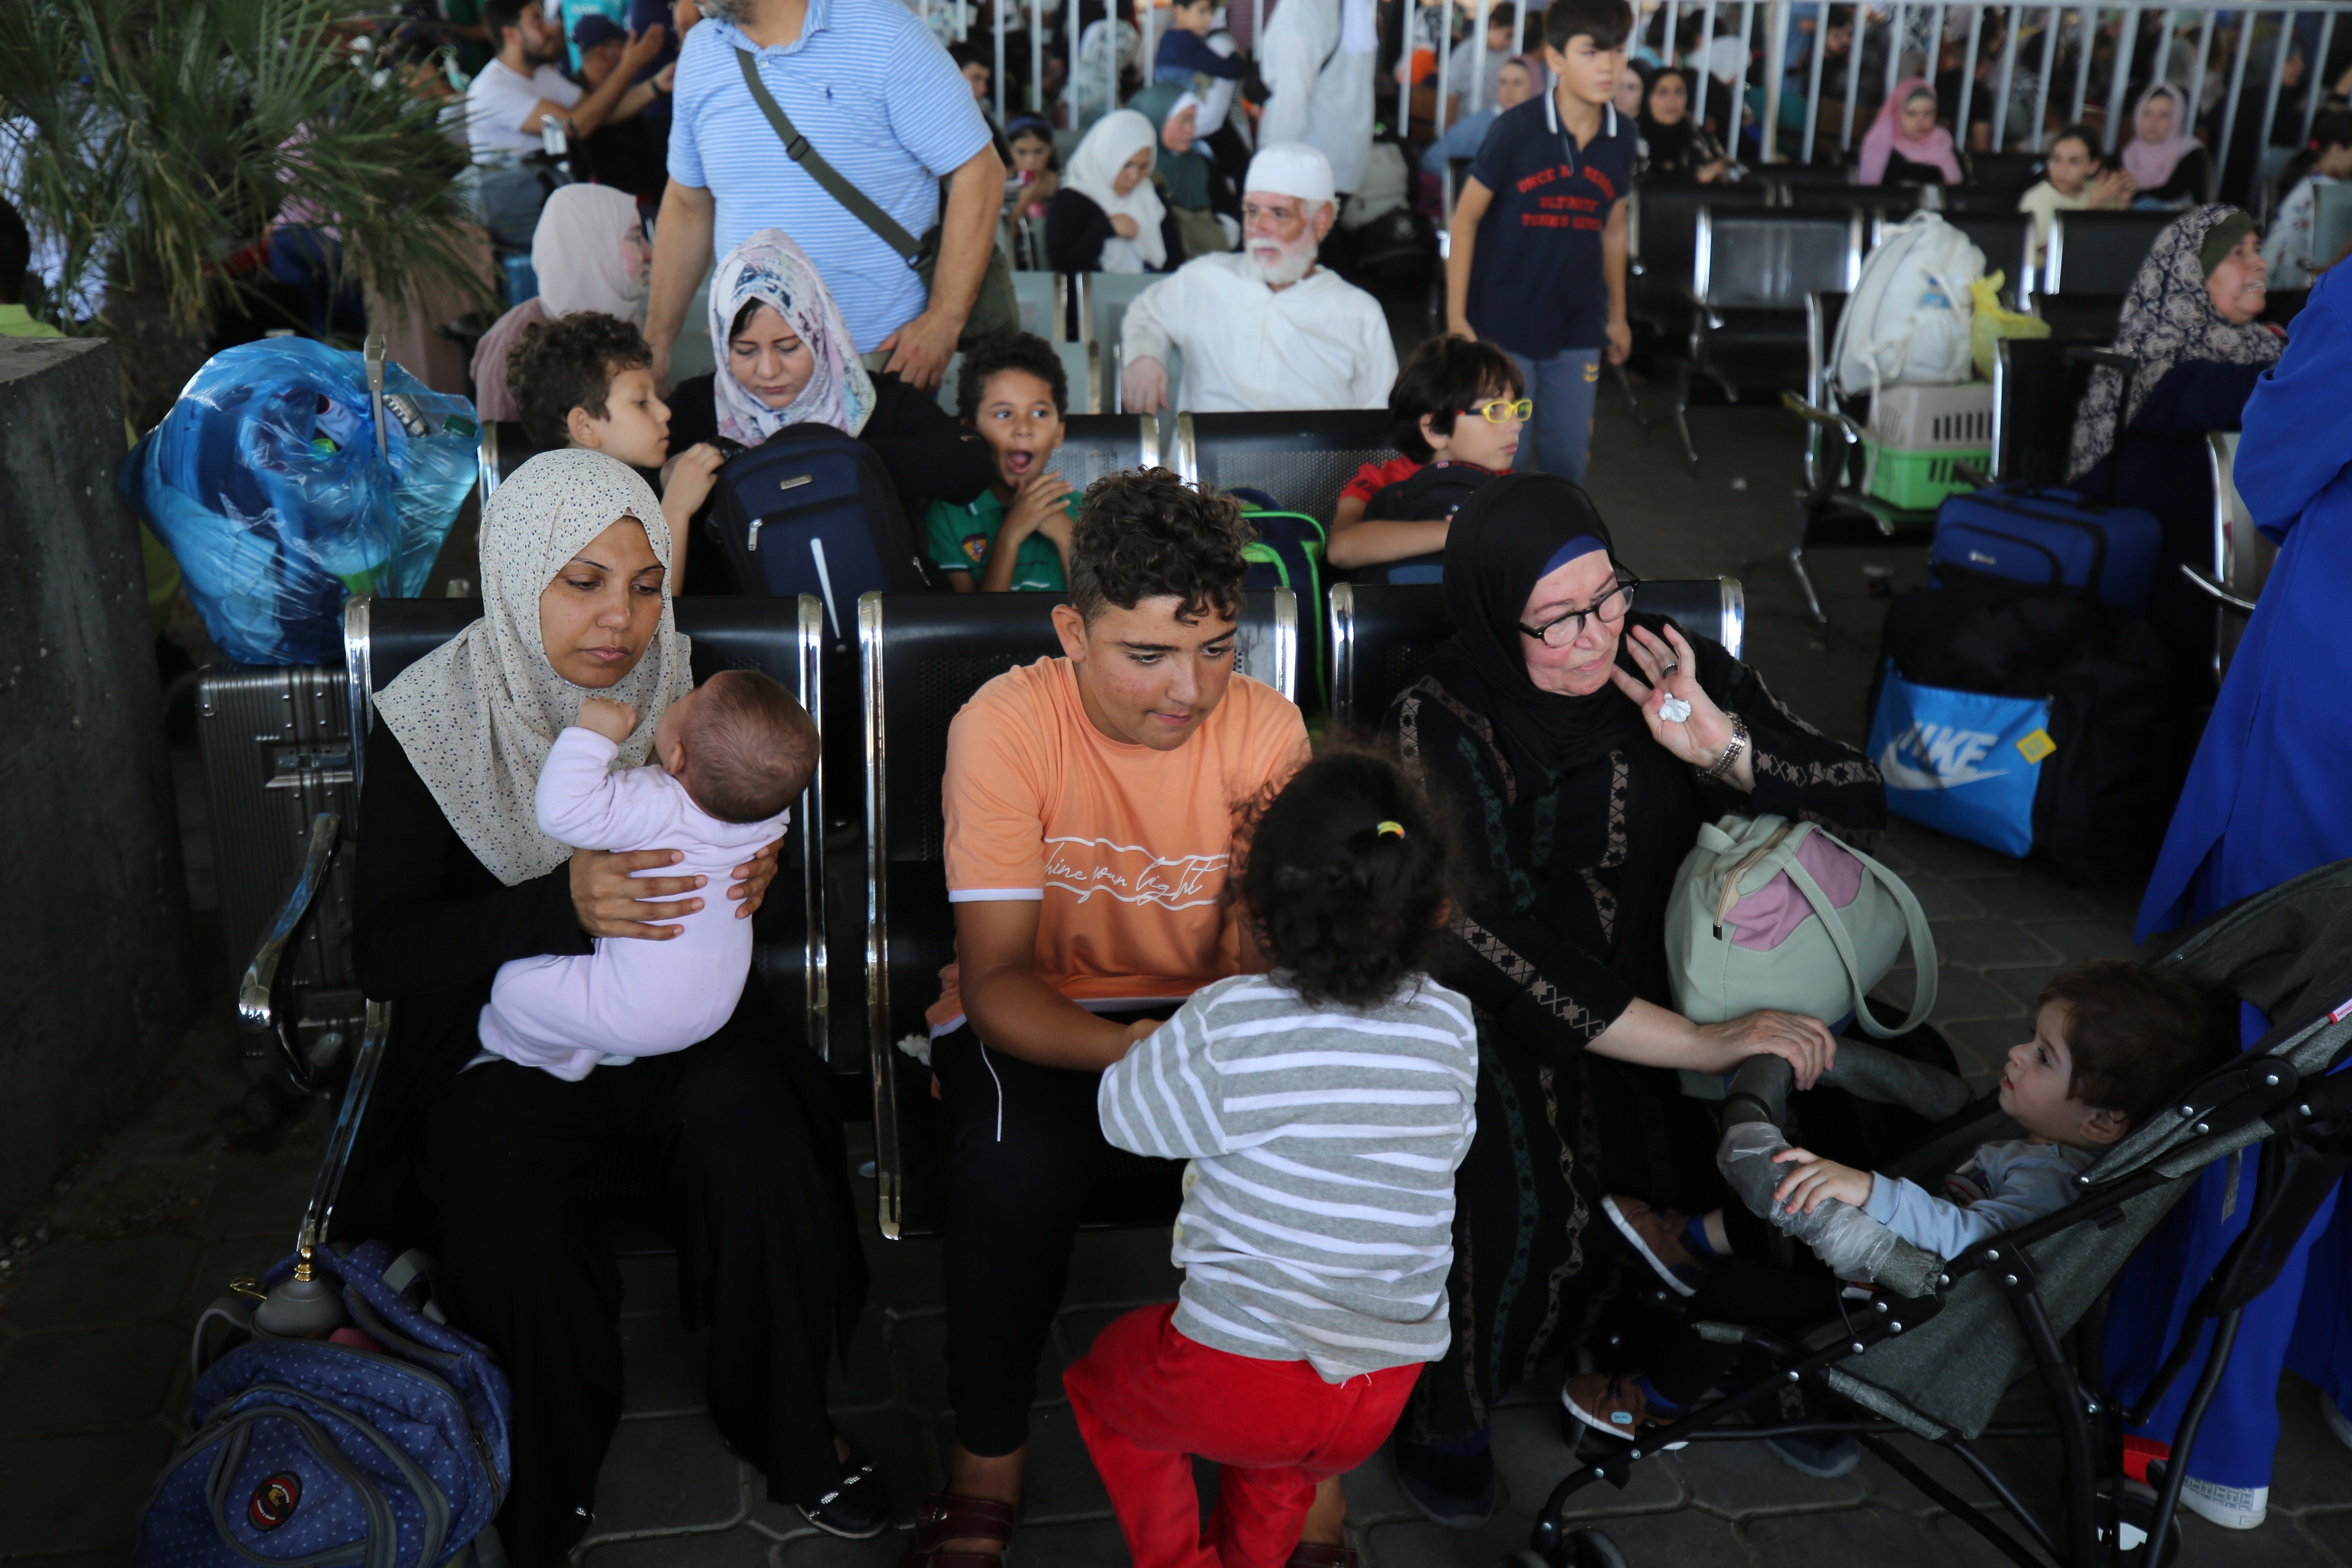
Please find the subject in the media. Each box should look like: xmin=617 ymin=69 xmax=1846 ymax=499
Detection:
xmin=1375 ymin=821 xmax=1407 ymax=839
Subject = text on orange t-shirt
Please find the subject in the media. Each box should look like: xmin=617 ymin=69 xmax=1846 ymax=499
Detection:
xmin=928 ymin=657 xmax=1311 ymax=1035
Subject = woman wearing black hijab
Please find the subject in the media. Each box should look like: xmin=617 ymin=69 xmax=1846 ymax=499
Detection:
xmin=1383 ymin=475 xmax=1884 ymax=1523
xmin=1638 ymin=65 xmax=1732 ymax=185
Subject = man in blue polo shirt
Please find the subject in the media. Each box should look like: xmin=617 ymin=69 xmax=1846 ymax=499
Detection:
xmin=645 ymin=0 xmax=1004 ymax=393
xmin=1442 ymin=0 xmax=1633 ymax=485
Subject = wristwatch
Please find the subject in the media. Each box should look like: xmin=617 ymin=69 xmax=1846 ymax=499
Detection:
xmin=1699 ymin=713 xmax=1749 ymax=782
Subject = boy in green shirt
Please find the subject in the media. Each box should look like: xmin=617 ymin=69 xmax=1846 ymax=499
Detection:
xmin=927 ymin=333 xmax=1081 ymax=593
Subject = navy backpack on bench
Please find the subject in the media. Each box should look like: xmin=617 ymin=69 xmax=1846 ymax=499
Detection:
xmin=706 ymin=422 xmax=933 ymax=641
xmin=136 ymin=1241 xmax=511 ymax=1567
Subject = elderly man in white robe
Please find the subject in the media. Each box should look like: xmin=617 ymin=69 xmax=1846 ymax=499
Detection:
xmin=1116 ymin=143 xmax=1399 ymax=416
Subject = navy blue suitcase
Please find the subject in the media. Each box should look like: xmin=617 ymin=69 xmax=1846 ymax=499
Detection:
xmin=707 ymin=423 xmax=931 ymax=645
xmin=1927 ymin=483 xmax=2163 ymax=614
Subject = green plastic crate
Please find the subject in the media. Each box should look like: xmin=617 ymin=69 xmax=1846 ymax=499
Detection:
xmin=1862 ymin=440 xmax=1989 ymax=510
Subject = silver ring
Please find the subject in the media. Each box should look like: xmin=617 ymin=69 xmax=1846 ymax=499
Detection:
xmin=1660 ymin=662 xmax=1681 ymax=680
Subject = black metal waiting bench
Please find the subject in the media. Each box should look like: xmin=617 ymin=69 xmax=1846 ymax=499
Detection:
xmin=243 ymin=594 xmax=832 ymax=1269
xmin=1326 ymin=577 xmax=1746 ymax=726
xmin=859 ymin=588 xmax=1300 ymax=1241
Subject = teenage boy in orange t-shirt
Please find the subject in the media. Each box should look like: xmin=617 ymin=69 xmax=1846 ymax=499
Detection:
xmin=910 ymin=470 xmax=1312 ymax=1564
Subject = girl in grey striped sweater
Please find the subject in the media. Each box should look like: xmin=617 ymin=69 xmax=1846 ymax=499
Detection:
xmin=1064 ymin=752 xmax=1476 ymax=1568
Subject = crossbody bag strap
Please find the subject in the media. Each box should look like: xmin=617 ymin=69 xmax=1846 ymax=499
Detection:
xmin=733 ymin=47 xmax=923 ymax=265
xmin=1777 ymin=829 xmax=1939 ymax=1040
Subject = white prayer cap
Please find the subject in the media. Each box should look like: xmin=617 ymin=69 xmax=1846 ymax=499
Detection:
xmin=1244 ymin=143 xmax=1336 ymax=208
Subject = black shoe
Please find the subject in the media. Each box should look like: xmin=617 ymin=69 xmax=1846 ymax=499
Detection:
xmin=800 ymin=1458 xmax=888 ymax=1539
xmin=1394 ymin=1433 xmax=1494 ymax=1529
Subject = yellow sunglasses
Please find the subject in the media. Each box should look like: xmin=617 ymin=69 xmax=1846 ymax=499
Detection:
xmin=1470 ymin=397 xmax=1534 ymax=423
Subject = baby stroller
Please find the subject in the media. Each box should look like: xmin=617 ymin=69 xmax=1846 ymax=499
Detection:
xmin=1504 ymin=858 xmax=2352 ymax=1568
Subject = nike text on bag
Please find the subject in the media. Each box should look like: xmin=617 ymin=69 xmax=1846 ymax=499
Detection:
xmin=708 ymin=423 xmax=931 ymax=643
xmin=1668 ymin=813 xmax=1938 ymax=1039
xmin=1831 ymin=213 xmax=1985 ymax=400
xmin=136 ymin=1241 xmax=512 ymax=1567
xmin=1866 ymin=662 xmax=2049 ymax=858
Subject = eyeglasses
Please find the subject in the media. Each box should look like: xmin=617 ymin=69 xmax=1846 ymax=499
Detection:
xmin=1470 ymin=397 xmax=1534 ymax=424
xmin=1518 ymin=571 xmax=1639 ymax=646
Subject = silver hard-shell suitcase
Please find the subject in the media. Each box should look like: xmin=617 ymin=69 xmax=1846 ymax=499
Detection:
xmin=196 ymin=664 xmax=363 ymax=1108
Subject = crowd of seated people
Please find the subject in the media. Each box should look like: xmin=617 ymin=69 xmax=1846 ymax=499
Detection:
xmin=23 ymin=0 xmax=2352 ymax=1560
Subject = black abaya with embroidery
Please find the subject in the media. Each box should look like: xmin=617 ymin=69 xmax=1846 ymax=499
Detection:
xmin=1384 ymin=476 xmax=1885 ymax=1444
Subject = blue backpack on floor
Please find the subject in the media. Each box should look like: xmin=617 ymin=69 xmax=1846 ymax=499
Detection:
xmin=135 ymin=1241 xmax=512 ymax=1568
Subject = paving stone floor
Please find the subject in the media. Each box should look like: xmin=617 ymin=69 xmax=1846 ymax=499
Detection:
xmin=5 ymin=401 xmax=2346 ymax=1564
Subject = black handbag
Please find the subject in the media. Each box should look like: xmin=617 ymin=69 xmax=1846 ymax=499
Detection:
xmin=733 ymin=49 xmax=1018 ymax=345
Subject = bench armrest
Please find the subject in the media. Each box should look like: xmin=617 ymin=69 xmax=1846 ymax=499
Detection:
xmin=2180 ymin=562 xmax=2256 ymax=613
xmin=238 ymin=811 xmax=342 ymax=1091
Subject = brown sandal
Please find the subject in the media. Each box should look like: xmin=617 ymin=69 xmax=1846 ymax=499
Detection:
xmin=1285 ymin=1546 xmax=1359 ymax=1568
xmin=901 ymin=1491 xmax=1017 ymax=1566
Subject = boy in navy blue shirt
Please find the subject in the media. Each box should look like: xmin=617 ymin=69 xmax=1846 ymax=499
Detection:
xmin=1442 ymin=0 xmax=1633 ymax=484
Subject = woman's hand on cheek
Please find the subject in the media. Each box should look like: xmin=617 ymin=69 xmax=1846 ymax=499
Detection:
xmin=1609 ymin=624 xmax=1730 ymax=768
xmin=571 ymin=847 xmax=704 ymax=940
xmin=729 ymin=839 xmax=782 ymax=918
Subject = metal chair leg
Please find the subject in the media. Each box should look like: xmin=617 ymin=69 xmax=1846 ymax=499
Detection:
xmin=1673 ymin=360 xmax=1699 ymax=475
xmin=1611 ymin=361 xmax=1646 ymax=427
xmin=1742 ymin=499 xmax=1833 ymax=633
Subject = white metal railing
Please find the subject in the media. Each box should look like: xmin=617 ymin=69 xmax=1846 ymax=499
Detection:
xmin=911 ymin=0 xmax=2333 ymax=190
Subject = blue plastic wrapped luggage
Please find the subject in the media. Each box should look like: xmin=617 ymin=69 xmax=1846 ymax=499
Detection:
xmin=1927 ymin=482 xmax=2163 ymax=613
xmin=123 ymin=339 xmax=479 ymax=665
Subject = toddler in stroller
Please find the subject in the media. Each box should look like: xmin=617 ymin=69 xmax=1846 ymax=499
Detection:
xmin=1566 ymin=962 xmax=2231 ymax=1470
xmin=1503 ymin=860 xmax=2352 ymax=1568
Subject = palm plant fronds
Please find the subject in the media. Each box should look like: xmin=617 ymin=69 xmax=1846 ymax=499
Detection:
xmin=0 ymin=0 xmax=494 ymax=332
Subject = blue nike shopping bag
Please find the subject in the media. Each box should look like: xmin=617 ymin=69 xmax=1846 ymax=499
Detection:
xmin=1865 ymin=660 xmax=2052 ymax=858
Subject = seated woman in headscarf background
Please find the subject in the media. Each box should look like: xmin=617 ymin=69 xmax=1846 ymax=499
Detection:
xmin=470 ymin=183 xmax=648 ymax=424
xmin=1382 ymin=474 xmax=1886 ymax=1524
xmin=664 ymin=231 xmax=993 ymax=593
xmin=1130 ymin=82 xmax=1241 ymax=252
xmin=2121 ymin=83 xmax=2212 ymax=209
xmin=1046 ymin=108 xmax=1186 ymax=276
xmin=2067 ymin=204 xmax=2283 ymax=706
xmin=1858 ymin=77 xmax=1962 ymax=185
xmin=2108 ymin=251 xmax=2352 ymax=1539
xmin=1638 ymin=65 xmax=1733 ymax=185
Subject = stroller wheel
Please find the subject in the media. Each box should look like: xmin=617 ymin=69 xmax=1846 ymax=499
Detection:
xmin=2114 ymin=1482 xmax=2184 ymax=1568
xmin=1502 ymin=1528 xmax=1630 ymax=1568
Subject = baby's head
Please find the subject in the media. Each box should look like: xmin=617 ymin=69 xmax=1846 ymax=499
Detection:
xmin=2002 ymin=961 xmax=2233 ymax=1150
xmin=654 ymin=670 xmax=820 ymax=825
xmin=510 ymin=312 xmax=672 ymax=470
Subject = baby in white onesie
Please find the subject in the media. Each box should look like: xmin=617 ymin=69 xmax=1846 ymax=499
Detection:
xmin=477 ymin=670 xmax=818 ymax=1080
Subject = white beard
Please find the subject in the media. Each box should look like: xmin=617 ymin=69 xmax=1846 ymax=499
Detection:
xmin=697 ymin=0 xmax=753 ymax=22
xmin=1247 ymin=236 xmax=1319 ymax=288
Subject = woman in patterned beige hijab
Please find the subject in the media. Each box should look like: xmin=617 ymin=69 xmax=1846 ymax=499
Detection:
xmin=350 ymin=444 xmax=880 ymax=1562
xmin=377 ymin=446 xmax=694 ymax=885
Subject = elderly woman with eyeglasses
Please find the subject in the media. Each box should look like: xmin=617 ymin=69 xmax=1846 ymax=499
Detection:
xmin=1381 ymin=474 xmax=1885 ymax=1526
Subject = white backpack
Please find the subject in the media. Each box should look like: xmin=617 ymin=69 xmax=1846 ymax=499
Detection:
xmin=1830 ymin=213 xmax=1985 ymax=401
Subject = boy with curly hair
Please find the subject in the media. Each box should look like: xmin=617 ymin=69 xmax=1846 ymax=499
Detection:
xmin=507 ymin=312 xmax=726 ymax=585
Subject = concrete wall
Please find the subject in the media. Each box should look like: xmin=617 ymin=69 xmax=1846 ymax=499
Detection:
xmin=0 ymin=336 xmax=194 ymax=1225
